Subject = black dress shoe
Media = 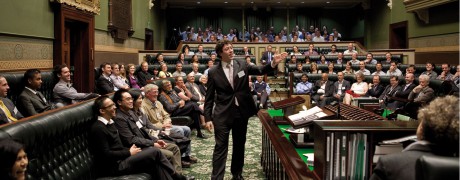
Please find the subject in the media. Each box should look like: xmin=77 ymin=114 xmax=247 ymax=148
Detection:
xmin=231 ymin=174 xmax=244 ymax=180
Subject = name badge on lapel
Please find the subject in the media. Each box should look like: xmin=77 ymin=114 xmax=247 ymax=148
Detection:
xmin=136 ymin=121 xmax=143 ymax=129
xmin=238 ymin=71 xmax=245 ymax=78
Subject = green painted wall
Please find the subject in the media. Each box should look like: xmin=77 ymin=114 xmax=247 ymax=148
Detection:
xmin=0 ymin=0 xmax=54 ymax=38
xmin=95 ymin=0 xmax=109 ymax=30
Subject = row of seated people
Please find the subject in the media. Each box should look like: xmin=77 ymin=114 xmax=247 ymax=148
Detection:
xmin=146 ymin=52 xmax=256 ymax=66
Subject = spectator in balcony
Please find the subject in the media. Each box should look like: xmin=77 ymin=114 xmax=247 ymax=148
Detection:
xmin=327 ymin=44 xmax=339 ymax=55
xmin=227 ymin=29 xmax=235 ymax=41
xmin=327 ymin=35 xmax=335 ymax=42
xmin=365 ymin=75 xmax=385 ymax=98
xmin=436 ymin=63 xmax=453 ymax=80
xmin=0 ymin=139 xmax=28 ymax=180
xmin=312 ymin=73 xmax=335 ymax=107
xmin=305 ymin=34 xmax=313 ymax=42
xmin=356 ymin=61 xmax=371 ymax=75
xmin=364 ymin=53 xmax=378 ymax=64
xmin=126 ymin=64 xmax=142 ymax=90
xmin=204 ymin=60 xmax=214 ymax=75
xmin=304 ymin=44 xmax=318 ymax=56
xmin=326 ymin=62 xmax=336 ymax=74
xmin=386 ymin=61 xmax=403 ymax=77
xmin=372 ymin=62 xmax=387 ymax=76
xmin=349 ymin=53 xmax=360 ymax=65
xmin=0 ymin=76 xmax=24 ymax=125
xmin=335 ymin=52 xmax=344 ymax=64
xmin=342 ymin=62 xmax=355 ymax=75
xmin=330 ymin=28 xmax=342 ymax=41
xmin=172 ymin=62 xmax=186 ymax=78
xmin=195 ymin=44 xmax=208 ymax=58
xmin=343 ymin=72 xmax=368 ymax=105
xmin=333 ymin=72 xmax=351 ymax=102
xmin=371 ymin=95 xmax=459 ymax=180
xmin=296 ymin=73 xmax=313 ymax=94
xmin=291 ymin=34 xmax=302 ymax=42
xmin=190 ymin=63 xmax=202 ymax=76
xmin=317 ymin=54 xmax=329 ymax=65
xmin=17 ymin=69 xmax=55 ymax=117
xmin=110 ymin=63 xmax=130 ymax=91
xmin=158 ymin=63 xmax=172 ymax=79
xmin=343 ymin=43 xmax=357 ymax=55
xmin=209 ymin=34 xmax=218 ymax=43
xmin=294 ymin=63 xmax=304 ymax=73
xmin=190 ymin=55 xmax=199 ymax=64
xmin=312 ymin=30 xmax=325 ymax=42
xmin=96 ymin=62 xmax=115 ymax=95
xmin=137 ymin=62 xmax=153 ymax=87
xmin=177 ymin=53 xmax=188 ymax=65
xmin=290 ymin=45 xmax=302 ymax=56
xmin=181 ymin=45 xmax=194 ymax=56
xmin=421 ymin=62 xmax=437 ymax=79
xmin=242 ymin=46 xmax=251 ymax=56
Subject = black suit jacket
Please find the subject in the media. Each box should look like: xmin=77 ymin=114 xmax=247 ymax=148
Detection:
xmin=0 ymin=97 xmax=24 ymax=125
xmin=260 ymin=51 xmax=273 ymax=65
xmin=114 ymin=109 xmax=158 ymax=148
xmin=332 ymin=80 xmax=351 ymax=98
xmin=96 ymin=75 xmax=115 ymax=95
xmin=395 ymin=83 xmax=416 ymax=99
xmin=313 ymin=80 xmax=335 ymax=97
xmin=204 ymin=59 xmax=275 ymax=122
xmin=17 ymin=88 xmax=53 ymax=117
xmin=365 ymin=84 xmax=385 ymax=98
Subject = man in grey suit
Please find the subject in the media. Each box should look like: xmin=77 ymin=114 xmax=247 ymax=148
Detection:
xmin=185 ymin=72 xmax=205 ymax=105
xmin=52 ymin=64 xmax=99 ymax=108
xmin=312 ymin=73 xmax=335 ymax=107
xmin=405 ymin=74 xmax=435 ymax=119
xmin=0 ymin=76 xmax=23 ymax=125
xmin=332 ymin=72 xmax=351 ymax=102
xmin=17 ymin=69 xmax=54 ymax=117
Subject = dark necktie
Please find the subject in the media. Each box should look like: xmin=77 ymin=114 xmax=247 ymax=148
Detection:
xmin=36 ymin=92 xmax=46 ymax=103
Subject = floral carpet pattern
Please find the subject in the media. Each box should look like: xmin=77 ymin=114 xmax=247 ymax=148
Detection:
xmin=183 ymin=116 xmax=265 ymax=180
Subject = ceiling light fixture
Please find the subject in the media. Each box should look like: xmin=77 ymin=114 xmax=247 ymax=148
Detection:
xmin=224 ymin=1 xmax=228 ymax=3
xmin=326 ymin=1 xmax=330 ymax=3
xmin=197 ymin=1 xmax=200 ymax=4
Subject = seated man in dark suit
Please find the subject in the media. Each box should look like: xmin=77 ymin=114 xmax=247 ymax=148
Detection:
xmin=393 ymin=73 xmax=416 ymax=109
xmin=365 ymin=75 xmax=385 ymax=98
xmin=17 ymin=69 xmax=55 ymax=117
xmin=89 ymin=95 xmax=187 ymax=179
xmin=332 ymin=72 xmax=351 ymax=102
xmin=96 ymin=62 xmax=115 ymax=95
xmin=371 ymin=96 xmax=459 ymax=180
xmin=137 ymin=61 xmax=154 ymax=88
xmin=0 ymin=76 xmax=23 ymax=125
xmin=405 ymin=74 xmax=435 ymax=119
xmin=378 ymin=76 xmax=401 ymax=110
xmin=312 ymin=73 xmax=335 ymax=107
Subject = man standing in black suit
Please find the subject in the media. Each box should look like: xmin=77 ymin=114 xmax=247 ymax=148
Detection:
xmin=204 ymin=40 xmax=286 ymax=180
xmin=0 ymin=76 xmax=23 ymax=125
xmin=17 ymin=69 xmax=54 ymax=117
xmin=312 ymin=73 xmax=335 ymax=107
xmin=96 ymin=62 xmax=115 ymax=95
xmin=365 ymin=75 xmax=385 ymax=98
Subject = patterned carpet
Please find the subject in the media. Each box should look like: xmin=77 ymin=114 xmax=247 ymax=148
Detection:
xmin=182 ymin=116 xmax=265 ymax=180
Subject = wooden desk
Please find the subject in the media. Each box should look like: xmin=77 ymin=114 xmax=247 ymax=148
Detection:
xmin=258 ymin=110 xmax=320 ymax=180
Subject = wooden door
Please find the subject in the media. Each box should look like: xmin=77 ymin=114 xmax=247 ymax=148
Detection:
xmin=389 ymin=21 xmax=408 ymax=49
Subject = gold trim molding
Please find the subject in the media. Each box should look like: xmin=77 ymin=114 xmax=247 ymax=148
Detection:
xmin=0 ymin=60 xmax=53 ymax=72
xmin=50 ymin=0 xmax=100 ymax=14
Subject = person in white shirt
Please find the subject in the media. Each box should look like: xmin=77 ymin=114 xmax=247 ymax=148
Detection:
xmin=355 ymin=61 xmax=371 ymax=75
xmin=343 ymin=72 xmax=368 ymax=105
xmin=386 ymin=61 xmax=402 ymax=76
xmin=349 ymin=53 xmax=360 ymax=65
xmin=343 ymin=43 xmax=357 ymax=55
xmin=327 ymin=44 xmax=339 ymax=55
xmin=312 ymin=30 xmax=325 ymax=42
xmin=372 ymin=62 xmax=387 ymax=76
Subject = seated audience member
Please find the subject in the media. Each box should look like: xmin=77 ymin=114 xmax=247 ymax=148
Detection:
xmin=185 ymin=73 xmax=205 ymax=105
xmin=421 ymin=62 xmax=437 ymax=79
xmin=343 ymin=43 xmax=357 ymax=55
xmin=436 ymin=63 xmax=453 ymax=80
xmin=253 ymin=75 xmax=271 ymax=109
xmin=372 ymin=62 xmax=386 ymax=76
xmin=110 ymin=63 xmax=130 ymax=91
xmin=119 ymin=64 xmax=128 ymax=82
xmin=393 ymin=73 xmax=417 ymax=108
xmin=242 ymin=46 xmax=251 ymax=56
xmin=364 ymin=53 xmax=378 ymax=64
xmin=152 ymin=67 xmax=160 ymax=80
xmin=305 ymin=56 xmax=311 ymax=64
xmin=404 ymin=64 xmax=416 ymax=76
xmin=0 ymin=139 xmax=28 ymax=180
xmin=294 ymin=63 xmax=304 ymax=73
xmin=289 ymin=55 xmax=297 ymax=64
xmin=386 ymin=61 xmax=402 ymax=77
xmin=195 ymin=44 xmax=208 ymax=57
xmin=190 ymin=63 xmax=202 ymax=76
xmin=203 ymin=60 xmax=214 ymax=75
xmin=355 ymin=61 xmax=371 ymax=75
xmin=137 ymin=62 xmax=153 ymax=87
xmin=0 ymin=76 xmax=24 ymax=125
xmin=371 ymin=95 xmax=459 ymax=180
xmin=327 ymin=44 xmax=339 ymax=55
xmin=290 ymin=46 xmax=302 ymax=56
xmin=343 ymin=72 xmax=368 ymax=104
xmin=174 ymin=76 xmax=192 ymax=102
xmin=17 ymin=69 xmax=55 ymax=117
xmin=332 ymin=72 xmax=351 ymax=102
xmin=317 ymin=54 xmax=329 ymax=65
xmin=312 ymin=30 xmax=325 ymax=42
xmin=365 ymin=75 xmax=385 ymax=98
xmin=452 ymin=65 xmax=460 ymax=88
xmin=381 ymin=52 xmax=393 ymax=64
xmin=190 ymin=55 xmax=199 ymax=64
xmin=158 ymin=80 xmax=207 ymax=139
xmin=172 ymin=62 xmax=186 ymax=77
xmin=310 ymin=62 xmax=322 ymax=74
xmin=296 ymin=74 xmax=313 ymax=94
xmin=209 ymin=53 xmax=217 ymax=62
xmin=198 ymin=75 xmax=208 ymax=96
xmin=96 ymin=62 xmax=115 ymax=94
xmin=112 ymin=89 xmax=187 ymax=173
xmin=312 ymin=73 xmax=335 ymax=107
xmin=177 ymin=53 xmax=188 ymax=65
xmin=260 ymin=45 xmax=274 ymax=65
xmin=349 ymin=53 xmax=360 ymax=65
xmin=158 ymin=63 xmax=172 ymax=79
xmin=126 ymin=64 xmax=142 ymax=90
xmin=342 ymin=62 xmax=355 ymax=75
xmin=379 ymin=76 xmax=401 ymax=110
xmin=405 ymin=74 xmax=435 ymax=118
xmin=335 ymin=52 xmax=344 ymax=64
xmin=152 ymin=53 xmax=165 ymax=65
xmin=326 ymin=62 xmax=336 ymax=74
xmin=52 ymin=64 xmax=99 ymax=108
xmin=245 ymin=56 xmax=255 ymax=66
xmin=89 ymin=95 xmax=186 ymax=179
xmin=304 ymin=44 xmax=318 ymax=56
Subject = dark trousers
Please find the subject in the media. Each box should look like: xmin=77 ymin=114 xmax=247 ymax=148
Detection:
xmin=118 ymin=147 xmax=174 ymax=180
xmin=256 ymin=91 xmax=269 ymax=108
xmin=211 ymin=107 xmax=248 ymax=180
xmin=172 ymin=101 xmax=203 ymax=134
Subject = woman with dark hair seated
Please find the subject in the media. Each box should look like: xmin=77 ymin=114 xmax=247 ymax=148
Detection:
xmin=0 ymin=139 xmax=28 ymax=180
